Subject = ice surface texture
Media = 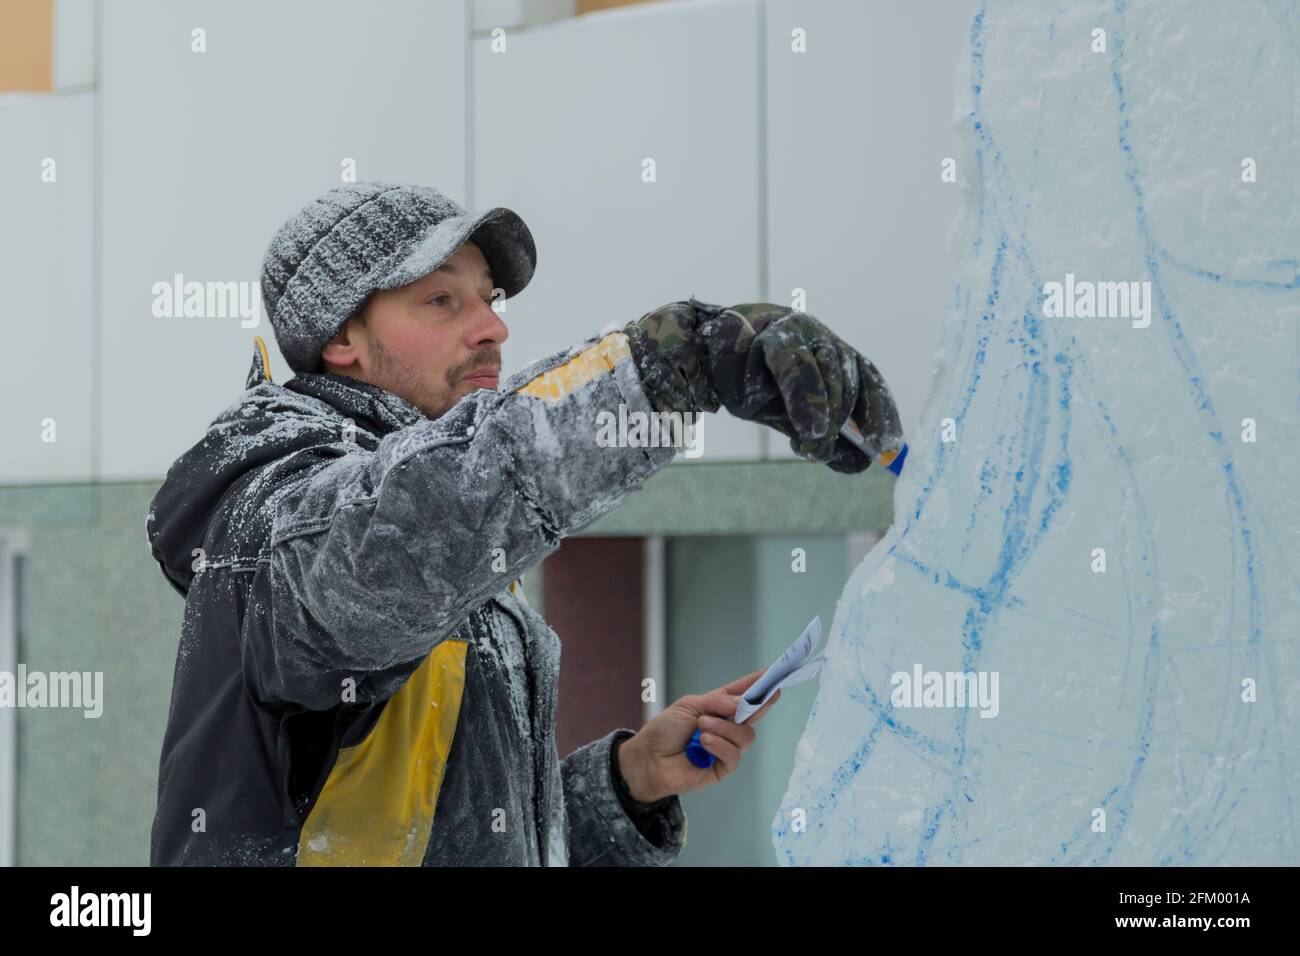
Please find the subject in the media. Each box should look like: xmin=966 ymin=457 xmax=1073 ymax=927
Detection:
xmin=775 ymin=0 xmax=1299 ymax=865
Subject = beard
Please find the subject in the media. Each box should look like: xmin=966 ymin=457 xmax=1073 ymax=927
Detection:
xmin=372 ymin=338 xmax=499 ymax=421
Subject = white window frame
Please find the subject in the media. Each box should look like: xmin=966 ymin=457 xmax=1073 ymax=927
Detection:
xmin=0 ymin=528 xmax=30 ymax=867
xmin=642 ymin=535 xmax=665 ymax=723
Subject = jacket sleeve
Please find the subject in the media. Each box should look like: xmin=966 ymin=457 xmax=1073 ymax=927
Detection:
xmin=560 ymin=728 xmax=687 ymax=867
xmin=250 ymin=329 xmax=677 ymax=710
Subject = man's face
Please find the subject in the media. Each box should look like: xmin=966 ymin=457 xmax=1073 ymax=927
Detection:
xmin=320 ymin=241 xmax=507 ymax=419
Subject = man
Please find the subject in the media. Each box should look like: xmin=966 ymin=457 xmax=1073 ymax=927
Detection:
xmin=146 ymin=182 xmax=903 ymax=866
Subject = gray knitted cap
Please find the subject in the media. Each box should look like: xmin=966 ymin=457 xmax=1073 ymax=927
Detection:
xmin=261 ymin=182 xmax=537 ymax=373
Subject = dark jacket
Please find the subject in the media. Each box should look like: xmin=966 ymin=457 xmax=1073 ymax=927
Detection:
xmin=146 ymin=329 xmax=686 ymax=865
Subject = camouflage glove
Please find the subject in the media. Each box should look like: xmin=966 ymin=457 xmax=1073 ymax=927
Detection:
xmin=624 ymin=298 xmax=903 ymax=474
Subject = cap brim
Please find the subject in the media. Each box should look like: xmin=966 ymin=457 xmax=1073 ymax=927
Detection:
xmin=376 ymin=206 xmax=537 ymax=299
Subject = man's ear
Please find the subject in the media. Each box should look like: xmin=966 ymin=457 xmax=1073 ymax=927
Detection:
xmin=321 ymin=316 xmax=364 ymax=369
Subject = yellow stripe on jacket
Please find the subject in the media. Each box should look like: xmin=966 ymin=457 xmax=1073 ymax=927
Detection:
xmin=517 ymin=332 xmax=631 ymax=401
xmin=297 ymin=639 xmax=468 ymax=866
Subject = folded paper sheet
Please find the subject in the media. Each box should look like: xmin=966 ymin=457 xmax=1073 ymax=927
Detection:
xmin=735 ymin=616 xmax=826 ymax=724
xmin=775 ymin=0 xmax=1299 ymax=865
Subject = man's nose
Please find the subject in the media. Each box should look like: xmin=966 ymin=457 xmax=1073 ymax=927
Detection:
xmin=470 ymin=296 xmax=509 ymax=349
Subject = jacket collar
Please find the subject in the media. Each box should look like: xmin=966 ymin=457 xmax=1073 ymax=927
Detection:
xmin=284 ymin=372 xmax=427 ymax=435
xmin=245 ymin=336 xmax=427 ymax=436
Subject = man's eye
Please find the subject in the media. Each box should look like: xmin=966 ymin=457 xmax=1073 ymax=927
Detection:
xmin=429 ymin=295 xmax=450 ymax=307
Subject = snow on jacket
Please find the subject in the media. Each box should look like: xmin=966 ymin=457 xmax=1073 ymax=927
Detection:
xmin=146 ymin=329 xmax=687 ymax=865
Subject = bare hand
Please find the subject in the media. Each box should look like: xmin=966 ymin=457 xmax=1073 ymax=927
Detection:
xmin=617 ymin=669 xmax=782 ymax=802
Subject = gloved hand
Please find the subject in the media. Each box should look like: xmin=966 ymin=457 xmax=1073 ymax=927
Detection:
xmin=624 ymin=298 xmax=903 ymax=474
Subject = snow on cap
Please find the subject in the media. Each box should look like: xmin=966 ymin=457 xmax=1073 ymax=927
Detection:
xmin=261 ymin=182 xmax=537 ymax=373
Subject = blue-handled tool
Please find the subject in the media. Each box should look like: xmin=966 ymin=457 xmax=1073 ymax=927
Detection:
xmin=839 ymin=419 xmax=907 ymax=475
xmin=683 ymin=616 xmax=829 ymax=770
xmin=686 ymin=729 xmax=715 ymax=768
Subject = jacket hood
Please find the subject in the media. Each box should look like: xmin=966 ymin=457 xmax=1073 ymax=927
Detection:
xmin=147 ymin=337 xmax=425 ymax=597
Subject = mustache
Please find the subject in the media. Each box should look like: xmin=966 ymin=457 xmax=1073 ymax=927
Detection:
xmin=451 ymin=349 xmax=502 ymax=384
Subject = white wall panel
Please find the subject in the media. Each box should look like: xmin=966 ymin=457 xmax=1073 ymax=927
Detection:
xmin=53 ymin=0 xmax=96 ymax=89
xmin=765 ymin=0 xmax=974 ymax=458
xmin=0 ymin=94 xmax=95 ymax=484
xmin=98 ymin=0 xmax=469 ymax=479
xmin=472 ymin=0 xmax=767 ymax=463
